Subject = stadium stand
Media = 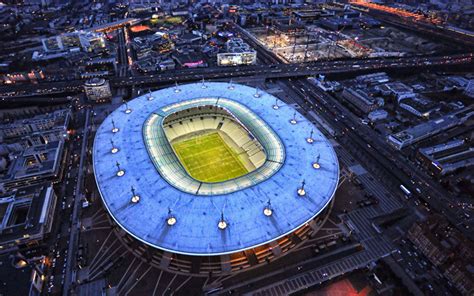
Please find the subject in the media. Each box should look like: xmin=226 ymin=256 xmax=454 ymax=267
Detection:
xmin=163 ymin=105 xmax=266 ymax=170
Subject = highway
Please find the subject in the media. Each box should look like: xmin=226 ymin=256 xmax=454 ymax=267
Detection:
xmin=1 ymin=53 xmax=473 ymax=97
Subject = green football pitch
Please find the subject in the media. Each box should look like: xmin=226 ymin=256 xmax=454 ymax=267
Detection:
xmin=172 ymin=132 xmax=249 ymax=183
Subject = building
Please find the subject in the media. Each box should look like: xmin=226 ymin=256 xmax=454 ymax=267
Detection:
xmin=292 ymin=10 xmax=323 ymax=22
xmin=360 ymin=17 xmax=381 ymax=28
xmin=356 ymin=72 xmax=390 ymax=86
xmin=0 ymin=109 xmax=70 ymax=140
xmin=308 ymin=77 xmax=342 ymax=92
xmin=0 ymin=253 xmax=47 ymax=295
xmin=407 ymin=215 xmax=452 ymax=266
xmin=368 ymin=109 xmax=388 ymax=122
xmin=0 ymin=109 xmax=69 ymax=192
xmin=85 ymin=57 xmax=117 ymax=74
xmin=387 ymin=108 xmax=474 ymax=150
xmin=0 ymin=138 xmax=66 ymax=191
xmin=83 ymin=78 xmax=112 ymax=102
xmin=172 ymin=52 xmax=207 ymax=68
xmin=23 ymin=0 xmax=52 ymax=6
xmin=320 ymin=18 xmax=353 ymax=31
xmin=341 ymin=88 xmax=379 ymax=114
xmin=158 ymin=59 xmax=176 ymax=71
xmin=92 ymin=82 xmax=339 ymax=275
xmin=418 ymin=139 xmax=474 ymax=176
xmin=175 ymin=32 xmax=202 ymax=45
xmin=217 ymin=38 xmax=257 ymax=66
xmin=398 ymin=96 xmax=439 ymax=118
xmin=407 ymin=214 xmax=474 ymax=295
xmin=0 ymin=184 xmax=57 ymax=252
xmin=41 ymin=31 xmax=106 ymax=53
xmin=444 ymin=262 xmax=474 ymax=295
xmin=378 ymin=82 xmax=414 ymax=102
xmin=464 ymin=79 xmax=474 ymax=98
xmin=442 ymin=76 xmax=470 ymax=91
xmin=0 ymin=70 xmax=45 ymax=85
xmin=135 ymin=58 xmax=159 ymax=73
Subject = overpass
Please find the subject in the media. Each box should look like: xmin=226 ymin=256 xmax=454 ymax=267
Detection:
xmin=1 ymin=53 xmax=473 ymax=97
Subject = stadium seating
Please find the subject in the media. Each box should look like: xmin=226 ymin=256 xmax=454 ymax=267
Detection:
xmin=163 ymin=107 xmax=266 ymax=169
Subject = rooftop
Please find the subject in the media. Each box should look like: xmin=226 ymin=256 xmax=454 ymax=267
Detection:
xmin=93 ymin=82 xmax=339 ymax=256
xmin=388 ymin=108 xmax=474 ymax=149
xmin=0 ymin=183 xmax=56 ymax=250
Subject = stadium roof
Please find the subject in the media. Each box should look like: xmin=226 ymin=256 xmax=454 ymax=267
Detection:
xmin=93 ymin=82 xmax=339 ymax=256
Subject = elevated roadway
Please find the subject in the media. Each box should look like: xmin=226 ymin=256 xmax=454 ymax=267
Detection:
xmin=1 ymin=53 xmax=473 ymax=97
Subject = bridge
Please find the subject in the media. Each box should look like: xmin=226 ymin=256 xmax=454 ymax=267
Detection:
xmin=1 ymin=53 xmax=473 ymax=98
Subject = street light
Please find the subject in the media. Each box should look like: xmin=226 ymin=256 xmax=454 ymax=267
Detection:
xmin=125 ymin=104 xmax=132 ymax=114
xmin=306 ymin=129 xmax=314 ymax=144
xmin=111 ymin=120 xmax=119 ymax=133
xmin=263 ymin=199 xmax=273 ymax=217
xmin=131 ymin=186 xmax=139 ymax=203
xmin=116 ymin=161 xmax=125 ymax=177
xmin=228 ymin=79 xmax=235 ymax=90
xmin=290 ymin=112 xmax=297 ymax=125
xmin=273 ymin=98 xmax=279 ymax=110
xmin=218 ymin=212 xmax=227 ymax=230
xmin=166 ymin=208 xmax=176 ymax=226
xmin=297 ymin=180 xmax=306 ymax=196
xmin=110 ymin=139 xmax=118 ymax=154
xmin=312 ymin=153 xmax=321 ymax=169
xmin=254 ymin=87 xmax=261 ymax=98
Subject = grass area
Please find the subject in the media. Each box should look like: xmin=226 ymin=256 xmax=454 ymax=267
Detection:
xmin=172 ymin=132 xmax=248 ymax=183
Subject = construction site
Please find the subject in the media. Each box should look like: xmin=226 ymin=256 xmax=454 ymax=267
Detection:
xmin=247 ymin=20 xmax=450 ymax=63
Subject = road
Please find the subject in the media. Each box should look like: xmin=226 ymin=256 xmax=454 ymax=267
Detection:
xmin=1 ymin=53 xmax=473 ymax=97
xmin=116 ymin=28 xmax=129 ymax=78
xmin=44 ymin=118 xmax=83 ymax=295
xmin=62 ymin=108 xmax=91 ymax=296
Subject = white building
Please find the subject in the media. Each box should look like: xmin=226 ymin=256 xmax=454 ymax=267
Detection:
xmin=217 ymin=38 xmax=257 ymax=66
xmin=42 ymin=31 xmax=106 ymax=53
xmin=84 ymin=78 xmax=112 ymax=102
xmin=368 ymin=109 xmax=388 ymax=122
xmin=464 ymin=79 xmax=474 ymax=98
xmin=387 ymin=108 xmax=474 ymax=150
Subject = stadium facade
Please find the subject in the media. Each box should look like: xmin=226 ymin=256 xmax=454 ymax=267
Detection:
xmin=93 ymin=82 xmax=339 ymax=275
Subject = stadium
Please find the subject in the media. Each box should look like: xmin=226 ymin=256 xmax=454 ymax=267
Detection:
xmin=93 ymin=82 xmax=339 ymax=275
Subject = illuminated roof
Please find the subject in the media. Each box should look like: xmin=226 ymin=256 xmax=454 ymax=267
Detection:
xmin=93 ymin=82 xmax=339 ymax=256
